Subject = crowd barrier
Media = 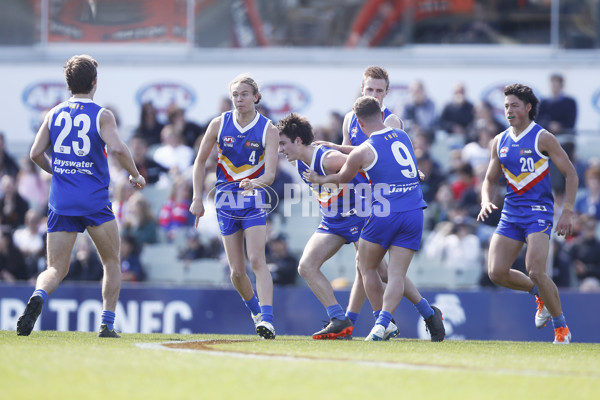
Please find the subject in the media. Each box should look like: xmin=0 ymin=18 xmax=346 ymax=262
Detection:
xmin=1 ymin=283 xmax=597 ymax=343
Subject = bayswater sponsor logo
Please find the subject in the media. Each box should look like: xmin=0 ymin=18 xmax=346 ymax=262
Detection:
xmin=136 ymin=82 xmax=195 ymax=122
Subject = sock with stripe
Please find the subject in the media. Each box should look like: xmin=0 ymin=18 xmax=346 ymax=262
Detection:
xmin=260 ymin=305 xmax=273 ymax=324
xmin=101 ymin=310 xmax=116 ymax=331
xmin=375 ymin=310 xmax=393 ymax=329
xmin=414 ymin=298 xmax=435 ymax=320
xmin=32 ymin=289 xmax=48 ymax=303
xmin=529 ymin=285 xmax=539 ymax=297
xmin=373 ymin=310 xmax=381 ymax=321
xmin=551 ymin=313 xmax=567 ymax=329
xmin=346 ymin=311 xmax=359 ymax=325
xmin=243 ymin=295 xmax=261 ymax=316
xmin=326 ymin=304 xmax=346 ymax=321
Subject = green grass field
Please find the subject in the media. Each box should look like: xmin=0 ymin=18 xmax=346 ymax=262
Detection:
xmin=2 ymin=330 xmax=599 ymax=400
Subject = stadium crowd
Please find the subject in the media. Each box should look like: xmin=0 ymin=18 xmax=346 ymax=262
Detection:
xmin=0 ymin=73 xmax=599 ymax=293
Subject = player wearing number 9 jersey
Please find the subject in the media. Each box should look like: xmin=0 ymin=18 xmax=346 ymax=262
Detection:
xmin=17 ymin=54 xmax=145 ymax=339
xmin=190 ymin=74 xmax=279 ymax=339
xmin=305 ymin=95 xmax=429 ymax=341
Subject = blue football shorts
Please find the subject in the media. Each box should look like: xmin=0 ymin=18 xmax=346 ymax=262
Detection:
xmin=217 ymin=207 xmax=267 ymax=236
xmin=316 ymin=213 xmax=366 ymax=244
xmin=360 ymin=208 xmax=424 ymax=251
xmin=47 ymin=203 xmax=115 ymax=233
xmin=495 ymin=217 xmax=553 ymax=243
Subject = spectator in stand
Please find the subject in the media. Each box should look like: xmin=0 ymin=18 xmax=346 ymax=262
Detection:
xmin=121 ymin=191 xmax=159 ymax=246
xmin=575 ymin=163 xmax=600 ymax=221
xmin=120 ymin=234 xmax=145 ymax=282
xmin=439 ymin=82 xmax=474 ymax=139
xmin=64 ymin=235 xmax=104 ymax=281
xmin=462 ymin=125 xmax=494 ymax=171
xmin=450 ymin=161 xmax=476 ymax=202
xmin=266 ymin=233 xmax=298 ymax=286
xmin=135 ymin=102 xmax=164 ymax=146
xmin=0 ymin=132 xmax=20 ymax=178
xmin=0 ymin=227 xmax=29 ymax=281
xmin=538 ymin=73 xmax=578 ymax=196
xmin=417 ymin=152 xmax=445 ymax=204
xmin=129 ymin=135 xmax=168 ymax=185
xmin=167 ymin=105 xmax=205 ymax=149
xmin=152 ymin=124 xmax=195 ymax=176
xmin=568 ymin=216 xmax=600 ymax=289
xmin=537 ymin=73 xmax=577 ymax=138
xmin=159 ymin=176 xmax=195 ymax=241
xmin=400 ymin=80 xmax=438 ymax=135
xmin=13 ymin=208 xmax=45 ymax=279
xmin=467 ymin=100 xmax=506 ymax=142
xmin=111 ymin=178 xmax=136 ymax=227
xmin=424 ymin=218 xmax=482 ymax=274
xmin=0 ymin=174 xmax=29 ymax=229
xmin=17 ymin=155 xmax=49 ymax=212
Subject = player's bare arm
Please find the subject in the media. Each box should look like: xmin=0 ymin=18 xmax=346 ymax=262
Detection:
xmin=305 ymin=144 xmax=371 ymax=185
xmin=99 ymin=109 xmax=146 ymax=189
xmin=539 ymin=130 xmax=579 ymax=236
xmin=240 ymin=123 xmax=279 ymax=193
xmin=384 ymin=113 xmax=403 ymax=129
xmin=190 ymin=116 xmax=220 ymax=225
xmin=320 ymin=150 xmax=348 ymax=175
xmin=30 ymin=111 xmax=52 ymax=174
xmin=477 ymin=136 xmax=501 ymax=222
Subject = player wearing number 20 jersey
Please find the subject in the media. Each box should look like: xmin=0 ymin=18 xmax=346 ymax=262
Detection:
xmin=47 ymin=98 xmax=110 ymax=216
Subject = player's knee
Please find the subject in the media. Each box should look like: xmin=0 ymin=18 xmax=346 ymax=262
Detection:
xmin=488 ymin=268 xmax=506 ymax=284
xmin=527 ymin=268 xmax=547 ymax=284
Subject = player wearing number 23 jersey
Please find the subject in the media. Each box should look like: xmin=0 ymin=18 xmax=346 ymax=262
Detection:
xmin=48 ymin=98 xmax=110 ymax=216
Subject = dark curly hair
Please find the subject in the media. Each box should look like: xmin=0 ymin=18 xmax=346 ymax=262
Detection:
xmin=504 ymin=83 xmax=538 ymax=121
xmin=276 ymin=113 xmax=314 ymax=145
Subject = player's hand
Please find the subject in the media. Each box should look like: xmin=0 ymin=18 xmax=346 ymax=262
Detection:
xmin=477 ymin=201 xmax=498 ymax=222
xmin=189 ymin=198 xmax=205 ymax=228
xmin=313 ymin=140 xmax=337 ymax=150
xmin=302 ymin=170 xmax=322 ymax=184
xmin=554 ymin=210 xmax=574 ymax=237
xmin=129 ymin=174 xmax=146 ymax=189
xmin=239 ymin=178 xmax=258 ymax=196
xmin=418 ymin=169 xmax=426 ymax=181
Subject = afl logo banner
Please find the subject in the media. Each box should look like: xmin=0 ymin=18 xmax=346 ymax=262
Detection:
xmin=261 ymin=83 xmax=310 ymax=120
xmin=22 ymin=81 xmax=69 ymax=112
xmin=136 ymin=82 xmax=196 ymax=121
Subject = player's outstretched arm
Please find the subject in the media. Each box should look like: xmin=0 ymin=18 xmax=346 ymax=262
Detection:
xmin=477 ymin=136 xmax=501 ymax=222
xmin=190 ymin=116 xmax=220 ymax=226
xmin=99 ymin=109 xmax=145 ymax=189
xmin=539 ymin=131 xmax=578 ymax=236
xmin=304 ymin=145 xmax=365 ymax=185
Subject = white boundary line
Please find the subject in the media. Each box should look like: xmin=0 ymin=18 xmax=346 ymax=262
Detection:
xmin=135 ymin=340 xmax=593 ymax=378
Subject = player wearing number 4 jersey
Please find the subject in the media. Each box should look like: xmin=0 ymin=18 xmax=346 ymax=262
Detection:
xmin=190 ymin=74 xmax=279 ymax=339
xmin=477 ymin=83 xmax=577 ymax=344
xmin=17 ymin=55 xmax=146 ymax=338
xmin=306 ymin=95 xmax=428 ymax=341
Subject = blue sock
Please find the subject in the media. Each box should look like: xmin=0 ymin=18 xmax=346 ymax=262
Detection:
xmin=101 ymin=310 xmax=116 ymax=331
xmin=32 ymin=289 xmax=47 ymax=303
xmin=373 ymin=310 xmax=381 ymax=321
xmin=414 ymin=298 xmax=434 ymax=320
xmin=326 ymin=304 xmax=346 ymax=321
xmin=244 ymin=295 xmax=261 ymax=316
xmin=529 ymin=285 xmax=539 ymax=297
xmin=375 ymin=310 xmax=393 ymax=329
xmin=346 ymin=311 xmax=359 ymax=325
xmin=260 ymin=305 xmax=273 ymax=324
xmin=551 ymin=313 xmax=567 ymax=329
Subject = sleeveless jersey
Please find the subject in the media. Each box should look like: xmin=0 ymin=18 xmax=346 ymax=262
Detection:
xmin=363 ymin=127 xmax=427 ymax=212
xmin=215 ymin=110 xmax=269 ymax=209
xmin=349 ymin=106 xmax=398 ymax=146
xmin=48 ymin=98 xmax=110 ymax=216
xmin=297 ymin=145 xmax=369 ymax=219
xmin=497 ymin=121 xmax=554 ymax=221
